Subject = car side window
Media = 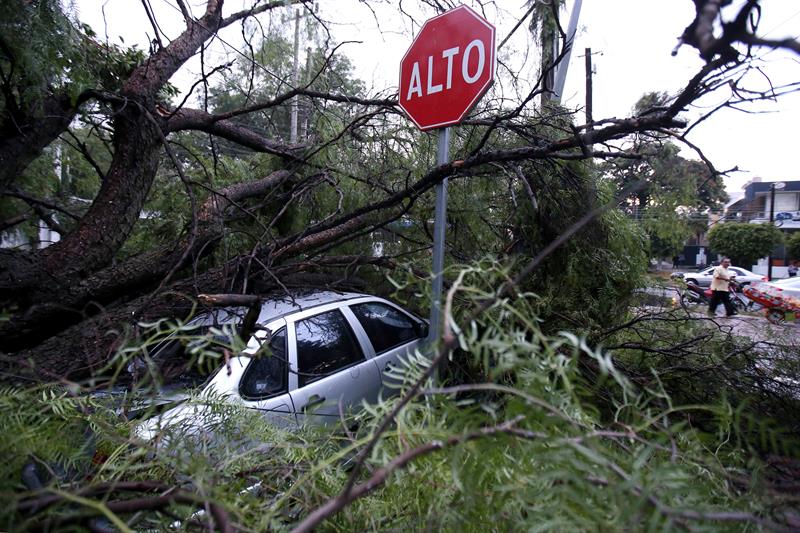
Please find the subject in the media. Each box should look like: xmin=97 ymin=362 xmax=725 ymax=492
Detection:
xmin=731 ymin=268 xmax=743 ymax=275
xmin=350 ymin=302 xmax=420 ymax=355
xmin=295 ymin=310 xmax=364 ymax=387
xmin=240 ymin=329 xmax=288 ymax=399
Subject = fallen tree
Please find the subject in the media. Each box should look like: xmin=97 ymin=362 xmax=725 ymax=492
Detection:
xmin=1 ymin=0 xmax=799 ymax=381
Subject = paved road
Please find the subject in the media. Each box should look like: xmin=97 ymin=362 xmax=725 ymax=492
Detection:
xmin=708 ymin=310 xmax=798 ymax=342
xmin=635 ymin=285 xmax=799 ymax=343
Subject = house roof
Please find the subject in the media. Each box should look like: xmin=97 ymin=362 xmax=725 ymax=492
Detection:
xmin=742 ymin=180 xmax=800 ymax=202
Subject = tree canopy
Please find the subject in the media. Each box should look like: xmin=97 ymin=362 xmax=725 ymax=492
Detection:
xmin=788 ymin=231 xmax=800 ymax=262
xmin=707 ymin=222 xmax=784 ymax=267
xmin=603 ymin=92 xmax=728 ymax=258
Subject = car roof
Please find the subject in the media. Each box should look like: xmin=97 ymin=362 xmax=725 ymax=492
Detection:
xmin=256 ymin=290 xmax=367 ymax=323
xmin=185 ymin=290 xmax=373 ymax=330
xmin=701 ymin=266 xmax=755 ymax=274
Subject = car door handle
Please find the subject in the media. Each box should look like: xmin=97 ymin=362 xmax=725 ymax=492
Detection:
xmin=302 ymin=394 xmax=325 ymax=412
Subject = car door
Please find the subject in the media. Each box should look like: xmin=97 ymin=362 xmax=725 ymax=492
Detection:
xmin=699 ymin=267 xmax=715 ymax=286
xmin=287 ymin=306 xmax=382 ymax=426
xmin=345 ymin=300 xmax=427 ymax=394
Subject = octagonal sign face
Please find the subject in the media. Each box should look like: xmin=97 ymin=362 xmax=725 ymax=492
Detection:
xmin=399 ymin=5 xmax=496 ymax=131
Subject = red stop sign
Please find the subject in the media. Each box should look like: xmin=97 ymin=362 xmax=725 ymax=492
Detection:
xmin=399 ymin=6 xmax=496 ymax=131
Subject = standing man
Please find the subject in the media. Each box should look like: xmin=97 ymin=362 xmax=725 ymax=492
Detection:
xmin=708 ymin=257 xmax=737 ymax=317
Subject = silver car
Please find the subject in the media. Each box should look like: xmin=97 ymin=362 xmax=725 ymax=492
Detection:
xmin=671 ymin=266 xmax=767 ymax=287
xmin=750 ymin=276 xmax=800 ymax=297
xmin=136 ymin=291 xmax=428 ymax=440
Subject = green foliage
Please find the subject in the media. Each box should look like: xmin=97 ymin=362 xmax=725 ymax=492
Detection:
xmin=786 ymin=231 xmax=800 ymax=260
xmin=0 ymin=0 xmax=78 ymax=106
xmin=0 ymin=386 xmax=113 ymax=493
xmin=0 ymin=0 xmax=144 ymax=108
xmin=511 ymin=163 xmax=649 ymax=330
xmin=707 ymin=222 xmax=784 ymax=267
xmin=642 ymin=206 xmax=693 ymax=258
xmin=603 ymin=92 xmax=728 ymax=258
xmin=351 ymin=110 xmax=651 ymax=334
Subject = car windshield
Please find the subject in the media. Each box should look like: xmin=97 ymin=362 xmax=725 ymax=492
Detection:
xmin=143 ymin=326 xmax=240 ymax=390
xmin=129 ymin=312 xmax=246 ymax=390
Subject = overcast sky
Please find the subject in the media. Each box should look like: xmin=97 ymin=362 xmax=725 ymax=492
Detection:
xmin=72 ymin=0 xmax=800 ymax=194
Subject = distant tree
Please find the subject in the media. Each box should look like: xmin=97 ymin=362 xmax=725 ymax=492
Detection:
xmin=603 ymin=93 xmax=727 ymax=259
xmin=608 ymin=93 xmax=728 ymax=212
xmin=786 ymin=232 xmax=800 ymax=261
xmin=645 ymin=210 xmax=692 ymax=259
xmin=707 ymin=223 xmax=784 ymax=267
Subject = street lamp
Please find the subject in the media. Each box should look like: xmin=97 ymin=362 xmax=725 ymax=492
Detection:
xmin=768 ymin=181 xmax=786 ymax=280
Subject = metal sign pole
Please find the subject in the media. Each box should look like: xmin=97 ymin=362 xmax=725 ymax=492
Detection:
xmin=428 ymin=127 xmax=450 ymax=343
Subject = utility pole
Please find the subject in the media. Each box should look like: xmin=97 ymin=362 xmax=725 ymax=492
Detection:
xmin=768 ymin=181 xmax=786 ymax=280
xmin=582 ymin=46 xmax=596 ymax=203
xmin=300 ymin=46 xmax=312 ymax=140
xmin=290 ymin=9 xmax=300 ymax=144
xmin=584 ymin=47 xmax=593 ymax=130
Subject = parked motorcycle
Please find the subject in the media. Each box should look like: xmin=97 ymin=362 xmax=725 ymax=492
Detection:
xmin=680 ymin=280 xmax=754 ymax=311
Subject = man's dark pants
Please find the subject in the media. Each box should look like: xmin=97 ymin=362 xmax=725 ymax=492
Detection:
xmin=709 ymin=290 xmax=736 ymax=316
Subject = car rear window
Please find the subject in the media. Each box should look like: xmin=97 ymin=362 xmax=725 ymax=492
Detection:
xmin=350 ymin=302 xmax=419 ymax=354
xmin=295 ymin=310 xmax=365 ymax=387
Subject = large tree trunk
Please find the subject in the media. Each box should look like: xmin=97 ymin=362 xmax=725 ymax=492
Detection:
xmin=3 ymin=254 xmax=382 ymax=381
xmin=0 ymin=170 xmax=294 ymax=351
xmin=6 ymin=272 xmax=229 ymax=381
xmin=41 ymin=102 xmax=163 ymax=277
xmin=0 ymin=0 xmax=229 ymax=337
xmin=0 ymin=98 xmax=166 ymax=349
xmin=0 ymin=0 xmax=317 ymax=380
